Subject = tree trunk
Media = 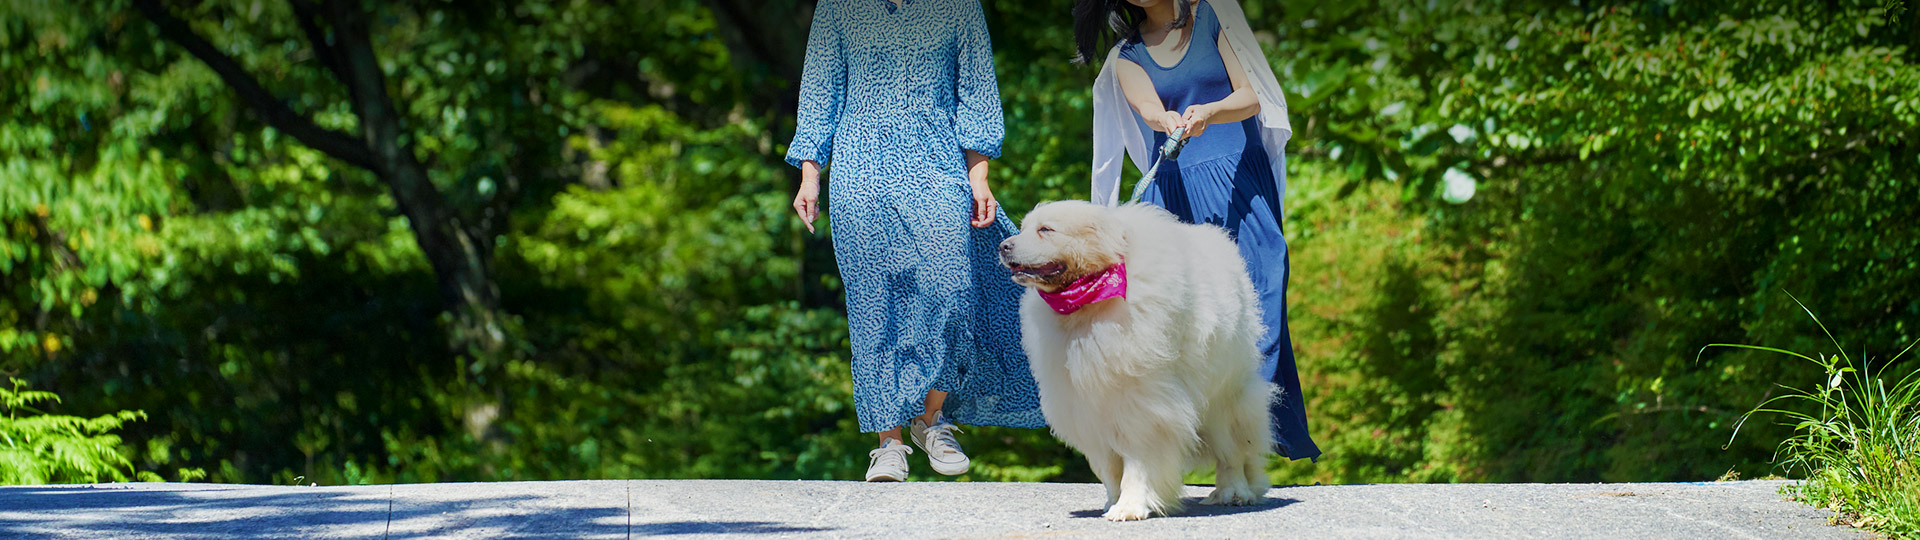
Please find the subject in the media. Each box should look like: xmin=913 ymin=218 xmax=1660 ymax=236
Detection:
xmin=316 ymin=0 xmax=506 ymax=353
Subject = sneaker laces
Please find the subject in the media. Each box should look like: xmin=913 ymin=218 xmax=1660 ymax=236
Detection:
xmin=869 ymin=441 xmax=912 ymax=465
xmin=921 ymin=421 xmax=964 ymax=456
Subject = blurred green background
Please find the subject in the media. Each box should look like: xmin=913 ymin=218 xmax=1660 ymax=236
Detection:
xmin=1 ymin=0 xmax=1916 ymax=486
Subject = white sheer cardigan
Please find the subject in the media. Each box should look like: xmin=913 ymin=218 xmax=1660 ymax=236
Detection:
xmin=1089 ymin=0 xmax=1291 ymax=213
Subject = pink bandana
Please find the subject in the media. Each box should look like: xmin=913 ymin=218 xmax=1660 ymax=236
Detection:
xmin=1037 ymin=261 xmax=1127 ymax=315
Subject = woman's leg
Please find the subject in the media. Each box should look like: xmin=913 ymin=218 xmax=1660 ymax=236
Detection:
xmin=918 ymin=390 xmax=947 ymax=425
xmin=879 ymin=389 xmax=947 ymax=443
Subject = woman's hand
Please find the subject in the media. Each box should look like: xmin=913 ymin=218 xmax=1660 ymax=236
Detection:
xmin=1144 ymin=110 xmax=1187 ymax=135
xmin=970 ymin=178 xmax=999 ymax=228
xmin=794 ymin=161 xmax=822 ymax=234
xmin=1181 ymin=104 xmax=1216 ymax=138
xmin=966 ymin=150 xmax=997 ymax=228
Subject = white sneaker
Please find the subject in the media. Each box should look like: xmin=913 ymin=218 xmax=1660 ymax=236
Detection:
xmin=911 ymin=414 xmax=970 ymax=476
xmin=865 ymin=440 xmax=912 ymax=482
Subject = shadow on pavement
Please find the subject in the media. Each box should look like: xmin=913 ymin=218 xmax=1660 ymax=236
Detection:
xmin=631 ymin=520 xmax=837 ymax=536
xmin=0 ymin=485 xmax=627 ymax=539
xmin=1068 ymin=497 xmax=1301 ymax=519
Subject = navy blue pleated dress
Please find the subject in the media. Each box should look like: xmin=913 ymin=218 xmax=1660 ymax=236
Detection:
xmin=1121 ymin=0 xmax=1322 ymax=461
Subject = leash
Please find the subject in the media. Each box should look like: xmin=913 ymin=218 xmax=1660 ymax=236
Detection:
xmin=1125 ymin=124 xmax=1190 ymax=204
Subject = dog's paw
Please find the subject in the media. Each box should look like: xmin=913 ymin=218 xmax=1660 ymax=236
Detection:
xmin=1102 ymin=502 xmax=1152 ymax=521
xmin=1202 ymin=487 xmax=1264 ymax=506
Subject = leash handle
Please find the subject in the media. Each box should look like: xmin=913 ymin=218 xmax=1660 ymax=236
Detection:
xmin=1125 ymin=124 xmax=1189 ymax=204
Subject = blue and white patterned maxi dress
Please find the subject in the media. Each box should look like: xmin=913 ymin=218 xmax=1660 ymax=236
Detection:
xmin=785 ymin=0 xmax=1045 ymax=433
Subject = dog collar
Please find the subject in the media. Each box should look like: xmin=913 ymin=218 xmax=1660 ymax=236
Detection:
xmin=1038 ymin=260 xmax=1127 ymax=315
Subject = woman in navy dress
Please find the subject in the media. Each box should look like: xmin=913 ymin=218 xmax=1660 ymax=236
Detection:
xmin=787 ymin=0 xmax=1045 ymax=482
xmin=1077 ymin=0 xmax=1323 ymax=462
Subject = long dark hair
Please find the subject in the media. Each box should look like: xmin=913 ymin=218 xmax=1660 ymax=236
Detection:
xmin=1072 ymin=0 xmax=1194 ymax=65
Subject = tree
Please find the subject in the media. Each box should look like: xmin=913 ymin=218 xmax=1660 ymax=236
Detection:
xmin=131 ymin=0 xmax=511 ymax=353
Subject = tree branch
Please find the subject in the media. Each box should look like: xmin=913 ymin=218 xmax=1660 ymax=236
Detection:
xmin=288 ymin=0 xmax=350 ymax=83
xmin=316 ymin=0 xmax=411 ymax=162
xmin=133 ymin=0 xmax=377 ymax=171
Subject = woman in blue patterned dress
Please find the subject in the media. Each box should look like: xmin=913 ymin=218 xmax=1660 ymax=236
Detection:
xmin=786 ymin=0 xmax=1045 ymax=482
xmin=1077 ymin=0 xmax=1324 ymax=463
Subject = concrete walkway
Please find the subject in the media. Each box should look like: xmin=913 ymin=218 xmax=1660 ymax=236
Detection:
xmin=0 ymin=480 xmax=1863 ymax=539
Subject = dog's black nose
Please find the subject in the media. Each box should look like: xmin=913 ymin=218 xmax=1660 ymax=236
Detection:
xmin=998 ymin=238 xmax=1014 ymax=254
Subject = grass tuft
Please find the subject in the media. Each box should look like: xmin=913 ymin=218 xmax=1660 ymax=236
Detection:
xmin=1712 ymin=293 xmax=1920 ymax=537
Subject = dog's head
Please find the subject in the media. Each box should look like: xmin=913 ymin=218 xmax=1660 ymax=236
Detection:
xmin=999 ymin=200 xmax=1127 ymax=292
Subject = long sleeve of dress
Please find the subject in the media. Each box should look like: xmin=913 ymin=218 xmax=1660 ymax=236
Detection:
xmin=953 ymin=0 xmax=1004 ymax=160
xmin=785 ymin=0 xmax=846 ymax=169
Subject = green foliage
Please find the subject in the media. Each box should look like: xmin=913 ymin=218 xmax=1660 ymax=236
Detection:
xmin=0 ymin=379 xmax=157 ymax=484
xmin=1718 ymin=301 xmax=1920 ymax=537
xmin=1257 ymin=0 xmax=1920 ymax=485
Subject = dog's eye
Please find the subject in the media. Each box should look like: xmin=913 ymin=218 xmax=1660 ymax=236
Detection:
xmin=1037 ymin=226 xmax=1055 ymax=235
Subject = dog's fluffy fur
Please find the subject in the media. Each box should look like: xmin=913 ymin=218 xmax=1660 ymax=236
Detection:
xmin=999 ymin=200 xmax=1275 ymax=521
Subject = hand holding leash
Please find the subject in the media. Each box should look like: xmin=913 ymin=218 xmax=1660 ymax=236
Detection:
xmin=1126 ymin=124 xmax=1190 ymax=204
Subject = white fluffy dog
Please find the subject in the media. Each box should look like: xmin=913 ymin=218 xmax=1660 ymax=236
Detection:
xmin=998 ymin=200 xmax=1275 ymax=521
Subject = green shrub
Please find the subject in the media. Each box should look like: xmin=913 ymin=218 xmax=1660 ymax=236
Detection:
xmin=0 ymin=378 xmax=156 ymax=484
